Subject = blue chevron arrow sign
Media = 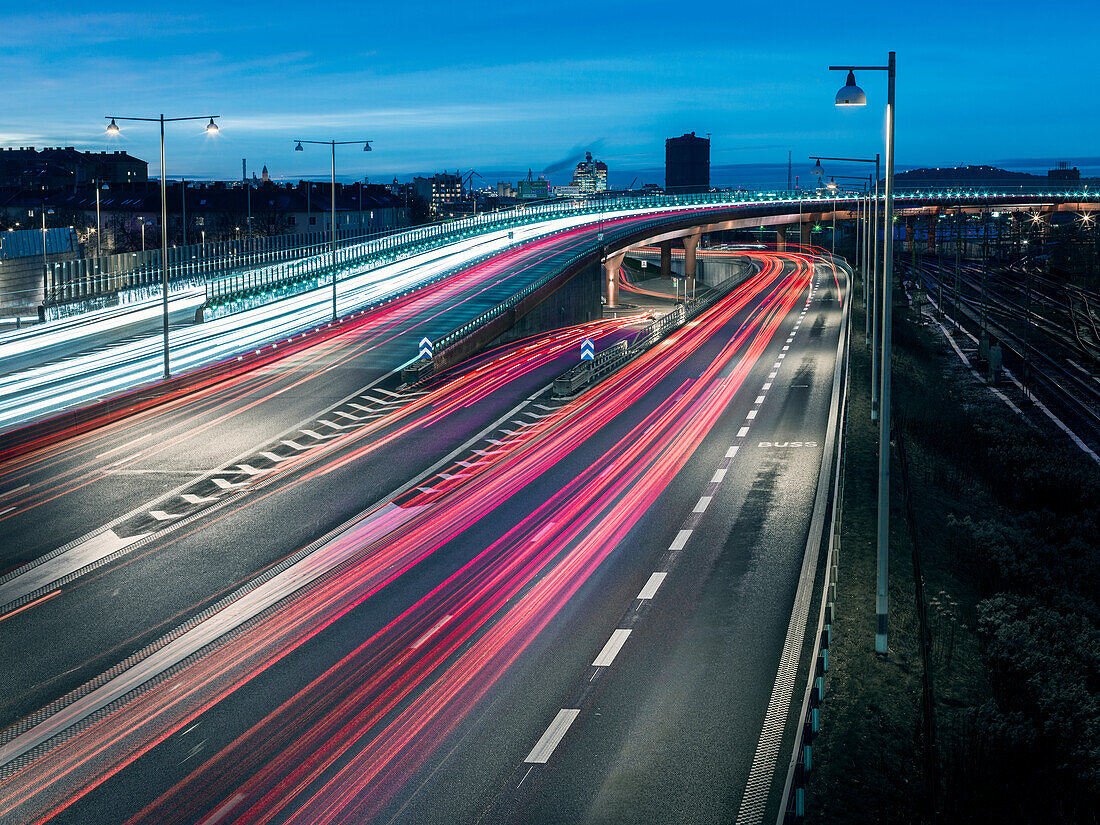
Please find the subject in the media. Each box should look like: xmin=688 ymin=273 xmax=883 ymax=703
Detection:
xmin=419 ymin=337 xmax=433 ymax=359
xmin=580 ymin=339 xmax=595 ymax=361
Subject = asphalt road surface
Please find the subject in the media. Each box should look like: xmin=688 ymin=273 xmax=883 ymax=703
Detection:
xmin=0 ymin=249 xmax=848 ymax=825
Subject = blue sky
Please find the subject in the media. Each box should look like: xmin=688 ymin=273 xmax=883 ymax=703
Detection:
xmin=3 ymin=1 xmax=1098 ymax=187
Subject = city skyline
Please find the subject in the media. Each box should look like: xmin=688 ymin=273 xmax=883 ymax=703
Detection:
xmin=4 ymin=1 xmax=1099 ymax=183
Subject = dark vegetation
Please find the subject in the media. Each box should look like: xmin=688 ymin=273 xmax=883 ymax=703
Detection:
xmin=808 ymin=283 xmax=1100 ymax=824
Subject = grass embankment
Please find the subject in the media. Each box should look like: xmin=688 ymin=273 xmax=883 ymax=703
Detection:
xmin=807 ymin=288 xmax=1100 ymax=824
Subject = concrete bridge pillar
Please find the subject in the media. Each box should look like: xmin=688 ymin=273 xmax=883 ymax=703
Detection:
xmin=660 ymin=241 xmax=672 ymax=279
xmin=683 ymin=232 xmax=701 ymax=297
xmin=776 ymin=225 xmax=787 ymax=253
xmin=604 ymin=251 xmax=625 ymax=309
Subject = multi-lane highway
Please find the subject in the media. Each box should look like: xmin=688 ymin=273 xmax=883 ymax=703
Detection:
xmin=0 ymin=237 xmax=848 ymax=824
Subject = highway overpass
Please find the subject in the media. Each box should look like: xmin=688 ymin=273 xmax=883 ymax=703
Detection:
xmin=0 ymin=186 xmax=1092 ymax=824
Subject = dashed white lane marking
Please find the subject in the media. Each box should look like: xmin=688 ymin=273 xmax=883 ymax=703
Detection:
xmin=726 ymin=446 xmax=740 ymax=458
xmin=525 ymin=709 xmax=581 ymax=764
xmin=111 ymin=451 xmax=144 ymax=467
xmin=592 ymin=629 xmax=632 ymax=667
xmin=762 ymin=383 xmax=771 ymax=391
xmin=637 ymin=571 xmax=667 ymax=600
xmin=746 ymin=410 xmax=757 ymax=420
xmin=669 ymin=529 xmax=692 ymax=551
xmin=755 ymin=395 xmax=766 ymax=404
xmin=0 ymin=483 xmax=29 ymax=502
xmin=711 ymin=468 xmax=727 ymax=483
xmin=411 ymin=614 xmax=453 ymax=649
xmin=694 ymin=496 xmax=712 ymax=513
xmin=737 ymin=426 xmax=750 ymax=438
xmin=197 ymin=792 xmax=246 ymax=825
xmin=0 ymin=506 xmax=15 ymax=517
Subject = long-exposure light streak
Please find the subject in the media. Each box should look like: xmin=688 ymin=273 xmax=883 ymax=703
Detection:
xmin=0 ymin=252 xmax=820 ymax=825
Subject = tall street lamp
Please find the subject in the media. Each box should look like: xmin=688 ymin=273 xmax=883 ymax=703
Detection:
xmin=830 ymin=52 xmax=896 ymax=656
xmin=294 ymin=139 xmax=372 ymax=321
xmin=105 ymin=114 xmax=220 ymax=379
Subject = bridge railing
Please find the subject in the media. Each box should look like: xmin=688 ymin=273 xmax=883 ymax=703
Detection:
xmin=38 ymin=188 xmax=1100 ymax=319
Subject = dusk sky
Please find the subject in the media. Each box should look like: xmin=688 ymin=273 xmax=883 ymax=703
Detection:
xmin=4 ymin=1 xmax=1098 ymax=187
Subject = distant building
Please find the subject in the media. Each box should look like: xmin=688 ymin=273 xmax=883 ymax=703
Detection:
xmin=0 ymin=227 xmax=79 ymax=315
xmin=1048 ymin=161 xmax=1081 ymax=182
xmin=0 ymin=180 xmax=408 ymax=251
xmin=0 ymin=146 xmax=147 ymax=189
xmin=665 ymin=132 xmax=710 ymax=194
xmin=552 ymin=184 xmax=584 ymax=198
xmin=412 ymin=172 xmax=463 ymax=217
xmin=572 ymin=152 xmax=608 ymax=194
xmin=517 ymin=171 xmax=550 ymax=200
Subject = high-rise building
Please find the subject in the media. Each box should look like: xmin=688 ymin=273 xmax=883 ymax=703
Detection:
xmin=412 ymin=172 xmax=463 ymax=216
xmin=572 ymin=152 xmax=608 ymax=194
xmin=665 ymin=132 xmax=710 ymax=194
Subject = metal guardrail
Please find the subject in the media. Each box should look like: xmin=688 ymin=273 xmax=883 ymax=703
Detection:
xmin=776 ymin=257 xmax=853 ymax=824
xmin=552 ymin=340 xmax=630 ymax=395
xmin=551 ymin=258 xmax=764 ymax=398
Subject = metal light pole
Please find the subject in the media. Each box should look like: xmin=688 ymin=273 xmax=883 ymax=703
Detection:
xmin=831 ymin=51 xmax=896 ymax=656
xmin=105 ymin=114 xmax=220 ymax=379
xmin=295 ymin=139 xmax=372 ymax=321
xmin=40 ymin=206 xmax=53 ymax=302
xmin=810 ymin=154 xmax=880 ymax=414
xmin=95 ymin=184 xmax=102 ymax=258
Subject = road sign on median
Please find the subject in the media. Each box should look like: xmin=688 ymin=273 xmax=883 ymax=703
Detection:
xmin=581 ymin=339 xmax=595 ymax=361
xmin=419 ymin=337 xmax=433 ymax=359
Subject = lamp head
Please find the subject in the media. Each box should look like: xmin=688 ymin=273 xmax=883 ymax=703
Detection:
xmin=295 ymin=141 xmax=304 ymax=152
xmin=835 ymin=70 xmax=867 ymax=107
xmin=812 ymin=159 xmax=824 ymax=176
xmin=105 ymin=118 xmax=121 ymax=135
xmin=205 ymin=117 xmax=219 ymax=134
xmin=826 ymin=178 xmax=838 ymax=192
xmin=363 ymin=142 xmax=372 ymax=152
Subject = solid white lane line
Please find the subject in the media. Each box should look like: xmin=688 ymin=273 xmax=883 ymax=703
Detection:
xmin=525 ymin=709 xmax=581 ymax=764
xmin=0 ymin=529 xmax=149 ymax=610
xmin=411 ymin=614 xmax=453 ymax=649
xmin=737 ymin=426 xmax=750 ymax=438
xmin=669 ymin=529 xmax=692 ymax=551
xmin=725 ymin=446 xmax=739 ymax=458
xmin=637 ymin=571 xmax=667 ymax=600
xmin=694 ymin=496 xmax=712 ymax=513
xmin=592 ymin=629 xmax=632 ymax=667
xmin=711 ymin=468 xmax=727 ymax=483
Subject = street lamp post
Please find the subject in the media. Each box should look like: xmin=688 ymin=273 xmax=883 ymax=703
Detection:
xmin=105 ymin=114 xmax=220 ymax=379
xmin=830 ymin=52 xmax=896 ymax=656
xmin=810 ymin=154 xmax=881 ymax=410
xmin=295 ymin=139 xmax=372 ymax=321
xmin=40 ymin=206 xmax=54 ymax=302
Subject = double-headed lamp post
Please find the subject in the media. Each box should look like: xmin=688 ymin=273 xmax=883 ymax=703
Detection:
xmin=294 ymin=139 xmax=372 ymax=322
xmin=830 ymin=52 xmax=896 ymax=656
xmin=105 ymin=114 xmax=220 ymax=379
